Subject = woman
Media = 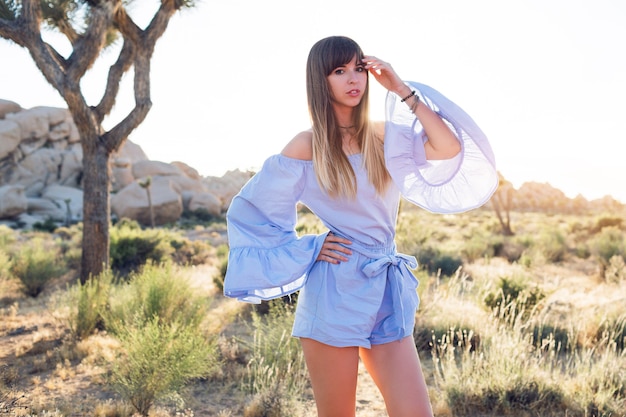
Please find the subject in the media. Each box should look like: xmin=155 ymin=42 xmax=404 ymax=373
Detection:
xmin=224 ymin=36 xmax=497 ymax=417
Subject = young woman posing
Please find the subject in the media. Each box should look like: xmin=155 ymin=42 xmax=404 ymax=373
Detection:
xmin=224 ymin=36 xmax=497 ymax=417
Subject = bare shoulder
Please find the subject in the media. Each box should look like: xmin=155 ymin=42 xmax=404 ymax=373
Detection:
xmin=281 ymin=129 xmax=313 ymax=160
xmin=372 ymin=121 xmax=385 ymax=142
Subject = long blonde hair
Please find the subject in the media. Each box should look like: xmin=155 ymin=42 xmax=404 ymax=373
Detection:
xmin=306 ymin=36 xmax=391 ymax=199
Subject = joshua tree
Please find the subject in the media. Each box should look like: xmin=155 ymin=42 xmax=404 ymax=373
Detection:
xmin=0 ymin=0 xmax=195 ymax=282
xmin=491 ymin=171 xmax=514 ymax=236
xmin=138 ymin=176 xmax=154 ymax=228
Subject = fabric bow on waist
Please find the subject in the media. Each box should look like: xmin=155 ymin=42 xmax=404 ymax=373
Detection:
xmin=361 ymin=252 xmax=419 ymax=338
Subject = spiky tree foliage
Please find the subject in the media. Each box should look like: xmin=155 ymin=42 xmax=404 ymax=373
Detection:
xmin=0 ymin=0 xmax=195 ymax=281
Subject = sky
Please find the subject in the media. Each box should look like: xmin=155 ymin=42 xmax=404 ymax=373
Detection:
xmin=1 ymin=0 xmax=625 ymax=203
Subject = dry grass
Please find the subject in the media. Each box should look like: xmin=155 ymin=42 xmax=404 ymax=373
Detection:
xmin=1 ymin=209 xmax=625 ymax=416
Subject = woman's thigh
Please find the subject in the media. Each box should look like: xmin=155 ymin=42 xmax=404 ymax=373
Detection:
xmin=359 ymin=336 xmax=434 ymax=417
xmin=300 ymin=337 xmax=360 ymax=417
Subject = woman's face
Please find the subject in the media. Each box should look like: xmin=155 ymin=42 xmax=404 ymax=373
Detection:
xmin=326 ymin=55 xmax=367 ymax=110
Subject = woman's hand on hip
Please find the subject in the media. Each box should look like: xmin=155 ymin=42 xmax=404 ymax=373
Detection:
xmin=317 ymin=233 xmax=352 ymax=264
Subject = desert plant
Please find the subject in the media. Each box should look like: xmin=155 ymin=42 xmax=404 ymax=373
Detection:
xmin=109 ymin=219 xmax=174 ymax=274
xmin=105 ymin=262 xmax=209 ymax=334
xmin=244 ymin=300 xmax=309 ymax=408
xmin=589 ymin=226 xmax=626 ymax=274
xmin=9 ymin=238 xmax=66 ymax=297
xmin=111 ymin=316 xmax=218 ymax=416
xmin=535 ymin=228 xmax=568 ymax=263
xmin=68 ymin=271 xmax=113 ymax=340
xmin=484 ymin=276 xmax=545 ymax=322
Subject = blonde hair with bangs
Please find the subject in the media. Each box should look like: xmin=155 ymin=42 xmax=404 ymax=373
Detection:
xmin=306 ymin=36 xmax=391 ymax=199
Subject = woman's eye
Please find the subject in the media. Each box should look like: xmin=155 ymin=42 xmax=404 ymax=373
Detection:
xmin=356 ymin=66 xmax=365 ymax=72
xmin=334 ymin=69 xmax=345 ymax=75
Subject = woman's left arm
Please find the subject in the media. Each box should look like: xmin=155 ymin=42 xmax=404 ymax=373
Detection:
xmin=363 ymin=55 xmax=461 ymax=160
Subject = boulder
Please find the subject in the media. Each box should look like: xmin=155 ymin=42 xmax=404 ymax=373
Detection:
xmin=0 ymin=185 xmax=28 ymax=219
xmin=132 ymin=159 xmax=183 ymax=179
xmin=27 ymin=197 xmax=66 ymax=222
xmin=204 ymin=169 xmax=252 ymax=210
xmin=41 ymin=184 xmax=84 ymax=221
xmin=5 ymin=107 xmax=50 ymax=141
xmin=115 ymin=139 xmax=148 ymax=163
xmin=111 ymin=177 xmax=183 ymax=226
xmin=171 ymin=161 xmax=201 ymax=180
xmin=59 ymin=144 xmax=83 ymax=187
xmin=0 ymin=99 xmax=21 ymax=119
xmin=0 ymin=119 xmax=21 ymax=160
xmin=187 ymin=191 xmax=222 ymax=216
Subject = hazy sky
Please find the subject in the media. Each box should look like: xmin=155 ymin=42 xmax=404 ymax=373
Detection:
xmin=1 ymin=0 xmax=625 ymax=202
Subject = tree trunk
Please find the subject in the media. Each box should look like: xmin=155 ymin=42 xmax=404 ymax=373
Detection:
xmin=81 ymin=134 xmax=112 ymax=282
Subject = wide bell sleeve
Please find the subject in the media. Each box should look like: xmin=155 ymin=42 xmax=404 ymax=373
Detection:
xmin=223 ymin=155 xmax=327 ymax=303
xmin=385 ymin=81 xmax=498 ymax=214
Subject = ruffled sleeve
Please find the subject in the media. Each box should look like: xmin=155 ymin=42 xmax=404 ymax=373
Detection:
xmin=223 ymin=155 xmax=327 ymax=303
xmin=385 ymin=81 xmax=498 ymax=213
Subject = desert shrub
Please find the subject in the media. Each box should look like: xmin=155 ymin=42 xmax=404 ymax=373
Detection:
xmin=589 ymin=215 xmax=624 ymax=234
xmin=484 ymin=276 xmax=545 ymax=321
xmin=461 ymin=233 xmax=494 ymax=263
xmin=9 ymin=237 xmax=66 ymax=297
xmin=530 ymin=322 xmax=572 ymax=353
xmin=169 ymin=238 xmax=213 ymax=266
xmin=110 ymin=219 xmax=214 ymax=275
xmin=54 ymin=225 xmax=83 ymax=271
xmin=111 ymin=316 xmax=218 ymax=416
xmin=0 ymin=249 xmax=10 ymax=281
xmin=589 ymin=226 xmax=626 ymax=269
xmin=493 ymin=236 xmax=527 ymax=263
xmin=178 ymin=208 xmax=221 ymax=228
xmin=109 ymin=219 xmax=174 ymax=274
xmin=67 ymin=271 xmax=113 ymax=340
xmin=244 ymin=300 xmax=308 ymax=412
xmin=32 ymin=217 xmax=59 ymax=233
xmin=416 ymin=325 xmax=480 ymax=354
xmin=412 ymin=245 xmax=463 ymax=276
xmin=0 ymin=225 xmax=16 ymax=250
xmin=604 ymin=255 xmax=626 ymax=283
xmin=105 ymin=263 xmax=208 ymax=334
xmin=535 ymin=229 xmax=568 ymax=263
xmin=596 ymin=313 xmax=626 ymax=352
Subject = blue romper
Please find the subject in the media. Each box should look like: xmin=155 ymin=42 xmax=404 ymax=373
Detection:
xmin=223 ymin=82 xmax=497 ymax=348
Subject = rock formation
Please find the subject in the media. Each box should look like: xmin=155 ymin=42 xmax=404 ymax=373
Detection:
xmin=0 ymin=99 xmax=251 ymax=228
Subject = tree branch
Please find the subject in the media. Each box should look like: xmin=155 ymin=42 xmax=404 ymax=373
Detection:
xmin=0 ymin=18 xmax=25 ymax=44
xmin=66 ymin=2 xmax=113 ymax=80
xmin=94 ymin=38 xmax=135 ymax=122
xmin=5 ymin=0 xmax=68 ymax=93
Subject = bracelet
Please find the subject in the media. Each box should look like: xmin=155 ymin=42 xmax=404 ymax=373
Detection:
xmin=400 ymin=90 xmax=416 ymax=102
xmin=409 ymin=94 xmax=420 ymax=113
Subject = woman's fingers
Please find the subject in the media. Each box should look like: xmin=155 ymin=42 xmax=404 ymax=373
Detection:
xmin=317 ymin=233 xmax=352 ymax=263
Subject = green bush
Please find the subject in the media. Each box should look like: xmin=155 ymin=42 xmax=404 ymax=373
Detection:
xmin=590 ymin=226 xmax=626 ymax=264
xmin=111 ymin=316 xmax=218 ymax=416
xmin=106 ymin=263 xmax=208 ymax=334
xmin=9 ymin=238 xmax=66 ymax=297
xmin=414 ymin=246 xmax=463 ymax=276
xmin=0 ymin=249 xmax=10 ymax=281
xmin=68 ymin=271 xmax=113 ymax=340
xmin=484 ymin=276 xmax=545 ymax=321
xmin=244 ymin=299 xmax=308 ymax=412
xmin=109 ymin=220 xmax=174 ymax=274
xmin=535 ymin=229 xmax=568 ymax=263
xmin=110 ymin=219 xmax=214 ymax=275
xmin=0 ymin=225 xmax=16 ymax=250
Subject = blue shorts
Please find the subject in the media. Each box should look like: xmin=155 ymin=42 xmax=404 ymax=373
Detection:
xmin=292 ymin=242 xmax=420 ymax=349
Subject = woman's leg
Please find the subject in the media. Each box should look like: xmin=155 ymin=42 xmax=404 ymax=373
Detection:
xmin=300 ymin=337 xmax=360 ymax=417
xmin=359 ymin=336 xmax=434 ymax=417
